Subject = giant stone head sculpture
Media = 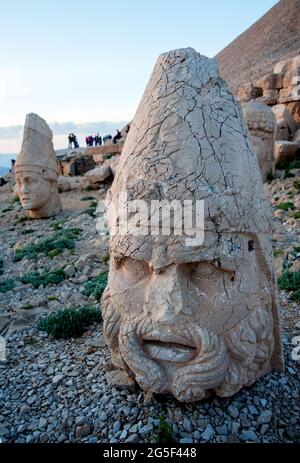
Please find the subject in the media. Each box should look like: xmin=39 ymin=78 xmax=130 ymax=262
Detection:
xmin=102 ymin=48 xmax=284 ymax=402
xmin=15 ymin=113 xmax=61 ymax=219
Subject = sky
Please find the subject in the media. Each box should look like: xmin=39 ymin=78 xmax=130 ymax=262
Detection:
xmin=0 ymin=0 xmax=278 ymax=157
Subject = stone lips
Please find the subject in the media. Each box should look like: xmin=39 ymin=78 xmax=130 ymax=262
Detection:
xmin=103 ymin=48 xmax=284 ymax=402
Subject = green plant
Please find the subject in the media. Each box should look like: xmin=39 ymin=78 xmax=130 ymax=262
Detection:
xmin=21 ymin=228 xmax=35 ymax=235
xmin=294 ymin=246 xmax=300 ymax=253
xmin=47 ymin=249 xmax=63 ymax=258
xmin=283 ymin=170 xmax=295 ymax=179
xmin=13 ymin=228 xmax=81 ymax=262
xmin=82 ymin=200 xmax=98 ymax=218
xmin=2 ymin=207 xmax=12 ymax=213
xmin=102 ymin=255 xmax=110 ymax=263
xmin=48 ymin=295 xmax=59 ymax=301
xmin=293 ymin=180 xmax=300 ymax=191
xmin=152 ymin=413 xmax=173 ymax=443
xmin=19 ymin=269 xmax=65 ymax=288
xmin=275 ymin=202 xmax=295 ymax=211
xmin=278 ymin=270 xmax=300 ymax=302
xmin=11 ymin=195 xmax=20 ymax=204
xmin=83 ymin=272 xmax=108 ymax=300
xmin=18 ymin=215 xmax=31 ymax=223
xmin=0 ymin=278 xmax=16 ymax=293
xmin=19 ymin=303 xmax=34 ymax=310
xmin=273 ymin=249 xmax=284 ymax=258
xmin=290 ymin=211 xmax=300 ymax=219
xmin=38 ymin=306 xmax=102 ymax=339
xmin=51 ymin=219 xmax=67 ymax=231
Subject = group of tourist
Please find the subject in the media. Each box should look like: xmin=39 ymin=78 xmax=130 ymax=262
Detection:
xmin=68 ymin=133 xmax=79 ymax=149
xmin=86 ymin=134 xmax=102 ymax=147
xmin=67 ymin=125 xmax=130 ymax=149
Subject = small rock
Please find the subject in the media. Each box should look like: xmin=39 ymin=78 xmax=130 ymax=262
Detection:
xmin=201 ymin=424 xmax=215 ymax=441
xmin=75 ymin=424 xmax=91 ymax=439
xmin=179 ymin=438 xmax=193 ymax=443
xmin=106 ymin=370 xmax=135 ymax=393
xmin=52 ymin=374 xmax=63 ymax=386
xmin=240 ymin=430 xmax=258 ymax=442
xmin=257 ymin=410 xmax=272 ymax=424
xmin=125 ymin=434 xmax=139 ymax=443
xmin=228 ymin=405 xmax=239 ymax=419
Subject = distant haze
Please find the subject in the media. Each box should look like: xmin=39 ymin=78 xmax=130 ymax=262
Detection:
xmin=0 ymin=120 xmax=127 ymax=156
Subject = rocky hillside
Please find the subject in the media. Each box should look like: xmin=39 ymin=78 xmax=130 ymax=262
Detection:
xmin=216 ymin=0 xmax=300 ymax=93
xmin=0 ymin=164 xmax=299 ymax=443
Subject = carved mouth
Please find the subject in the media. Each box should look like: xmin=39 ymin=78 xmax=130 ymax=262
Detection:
xmin=143 ymin=336 xmax=197 ymax=363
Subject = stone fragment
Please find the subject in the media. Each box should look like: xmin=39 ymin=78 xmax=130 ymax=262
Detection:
xmin=102 ymin=47 xmax=284 ymax=403
xmin=58 ymin=176 xmax=71 ymax=192
xmin=52 ymin=374 xmax=64 ymax=386
xmin=105 ymin=370 xmax=136 ymax=392
xmin=15 ymin=113 xmax=62 ymax=218
xmin=274 ymin=141 xmax=300 ymax=165
xmin=80 ymin=165 xmax=112 ymax=190
xmin=272 ymin=104 xmax=296 ymax=140
xmin=75 ymin=424 xmax=91 ymax=438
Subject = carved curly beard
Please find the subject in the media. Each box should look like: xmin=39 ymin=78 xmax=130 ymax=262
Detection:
xmin=102 ymin=288 xmax=274 ymax=402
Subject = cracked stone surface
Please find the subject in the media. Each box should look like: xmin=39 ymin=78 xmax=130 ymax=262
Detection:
xmin=103 ymin=47 xmax=284 ymax=402
xmin=242 ymin=101 xmax=276 ymax=181
xmin=15 ymin=113 xmax=62 ymax=219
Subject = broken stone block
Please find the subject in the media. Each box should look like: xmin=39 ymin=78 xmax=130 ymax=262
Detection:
xmin=274 ymin=140 xmax=300 ymax=165
xmin=58 ymin=176 xmax=71 ymax=192
xmin=80 ymin=165 xmax=112 ymax=190
xmin=272 ymin=104 xmax=296 ymax=140
xmin=105 ymin=370 xmax=136 ymax=392
xmin=287 ymin=101 xmax=300 ymax=125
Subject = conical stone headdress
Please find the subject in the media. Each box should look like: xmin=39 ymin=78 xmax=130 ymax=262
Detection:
xmin=15 ymin=113 xmax=58 ymax=180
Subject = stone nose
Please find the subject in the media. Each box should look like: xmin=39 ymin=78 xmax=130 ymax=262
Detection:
xmin=144 ymin=264 xmax=191 ymax=320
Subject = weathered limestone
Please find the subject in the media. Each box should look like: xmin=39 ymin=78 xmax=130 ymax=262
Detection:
xmin=15 ymin=113 xmax=61 ymax=218
xmin=242 ymin=101 xmax=276 ymax=181
xmin=272 ymin=104 xmax=296 ymax=140
xmin=274 ymin=140 xmax=300 ymax=165
xmin=102 ymin=48 xmax=284 ymax=402
xmin=80 ymin=165 xmax=112 ymax=190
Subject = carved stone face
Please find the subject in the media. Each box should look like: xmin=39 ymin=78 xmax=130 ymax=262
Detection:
xmin=15 ymin=171 xmax=51 ymax=211
xmin=103 ymin=231 xmax=274 ymax=402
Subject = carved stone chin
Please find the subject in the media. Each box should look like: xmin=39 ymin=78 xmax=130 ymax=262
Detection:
xmin=15 ymin=113 xmax=62 ymax=219
xmin=102 ymin=48 xmax=284 ymax=402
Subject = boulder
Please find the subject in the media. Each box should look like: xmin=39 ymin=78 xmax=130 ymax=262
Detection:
xmin=58 ymin=176 xmax=72 ymax=192
xmin=80 ymin=165 xmax=112 ymax=190
xmin=272 ymin=104 xmax=296 ymax=140
xmin=274 ymin=140 xmax=300 ymax=165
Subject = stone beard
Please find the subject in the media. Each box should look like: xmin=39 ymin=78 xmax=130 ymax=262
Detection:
xmin=15 ymin=169 xmax=61 ymax=219
xmin=102 ymin=230 xmax=277 ymax=402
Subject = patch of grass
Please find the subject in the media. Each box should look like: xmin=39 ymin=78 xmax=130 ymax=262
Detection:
xmin=82 ymin=200 xmax=98 ymax=218
xmin=294 ymin=246 xmax=300 ymax=253
xmin=13 ymin=228 xmax=81 ymax=262
xmin=152 ymin=413 xmax=174 ymax=444
xmin=11 ymin=196 xmax=20 ymax=204
xmin=275 ymin=202 xmax=295 ymax=211
xmin=47 ymin=249 xmax=63 ymax=258
xmin=19 ymin=269 xmax=65 ymax=288
xmin=38 ymin=306 xmax=102 ymax=339
xmin=48 ymin=295 xmax=59 ymax=301
xmin=287 ymin=190 xmax=295 ymax=198
xmin=21 ymin=228 xmax=35 ymax=235
xmin=276 ymin=160 xmax=300 ymax=170
xmin=51 ymin=219 xmax=67 ymax=231
xmin=83 ymin=271 xmax=108 ymax=300
xmin=102 ymin=255 xmax=110 ymax=263
xmin=17 ymin=215 xmax=31 ymax=223
xmin=283 ymin=170 xmax=295 ymax=179
xmin=278 ymin=270 xmax=300 ymax=302
xmin=0 ymin=278 xmax=16 ymax=293
xmin=2 ymin=207 xmax=13 ymax=213
xmin=273 ymin=249 xmax=284 ymax=258
xmin=290 ymin=211 xmax=300 ymax=219
xmin=293 ymin=180 xmax=300 ymax=191
xmin=19 ymin=303 xmax=34 ymax=310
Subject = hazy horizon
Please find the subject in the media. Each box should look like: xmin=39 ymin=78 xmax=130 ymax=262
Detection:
xmin=0 ymin=0 xmax=278 ymax=154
